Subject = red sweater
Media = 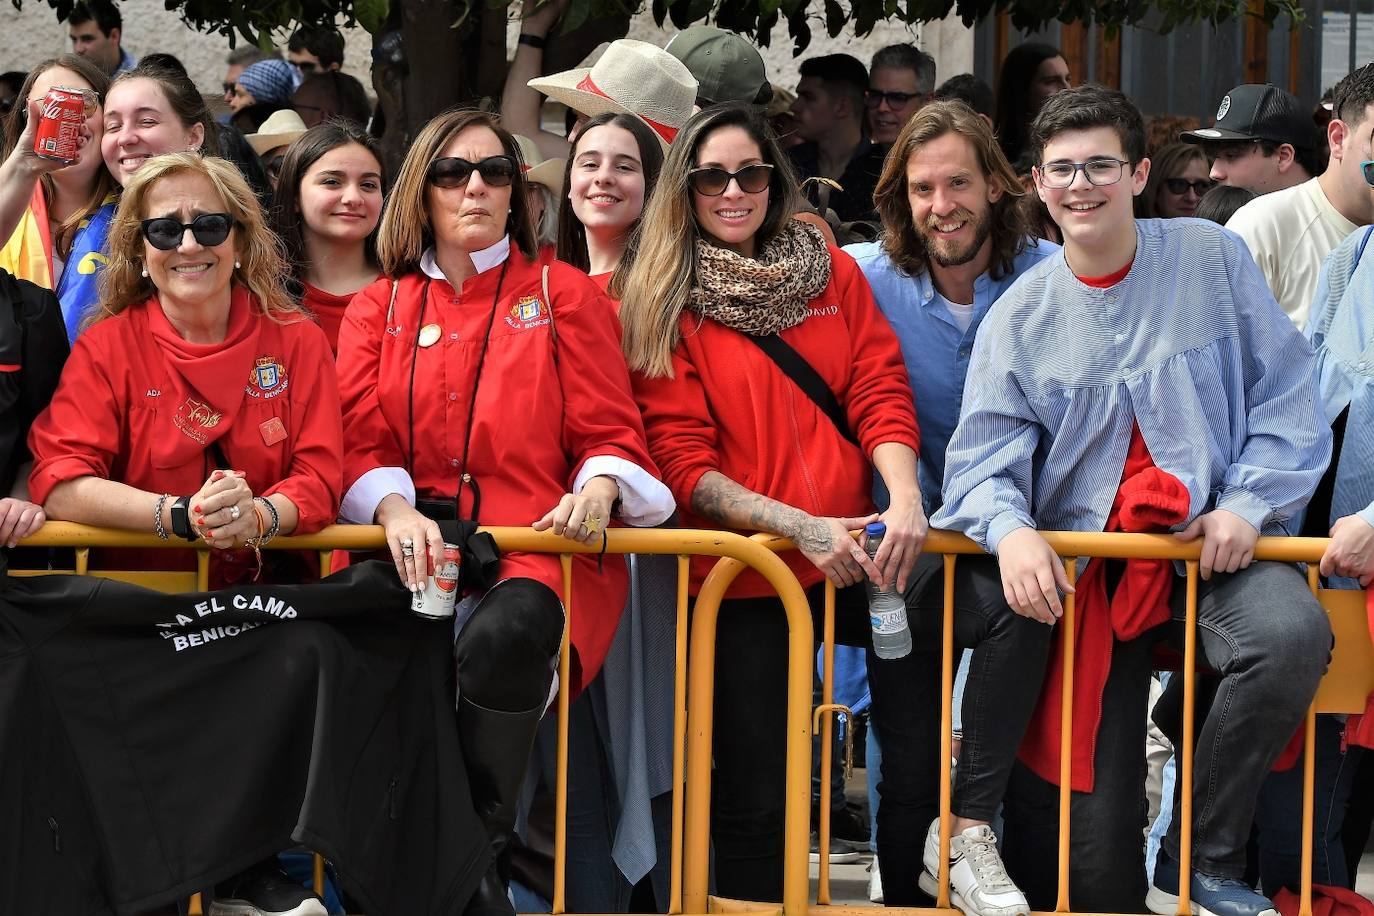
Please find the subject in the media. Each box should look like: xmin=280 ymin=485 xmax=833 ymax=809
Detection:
xmin=29 ymin=292 xmax=343 ymax=587
xmin=632 ymin=247 xmax=920 ymax=597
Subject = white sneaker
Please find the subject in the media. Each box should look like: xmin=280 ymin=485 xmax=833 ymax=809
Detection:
xmin=868 ymin=862 xmax=884 ymax=904
xmin=918 ymin=818 xmax=1029 ymax=916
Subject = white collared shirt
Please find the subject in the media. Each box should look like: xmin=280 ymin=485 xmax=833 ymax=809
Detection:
xmin=419 ymin=236 xmax=510 ymax=284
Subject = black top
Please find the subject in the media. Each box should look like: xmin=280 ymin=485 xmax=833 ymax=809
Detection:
xmin=787 ymin=138 xmax=886 ymax=225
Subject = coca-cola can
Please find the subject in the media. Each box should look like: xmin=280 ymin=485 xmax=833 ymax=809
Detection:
xmin=412 ymin=542 xmax=462 ymax=619
xmin=32 ymin=86 xmax=92 ymax=164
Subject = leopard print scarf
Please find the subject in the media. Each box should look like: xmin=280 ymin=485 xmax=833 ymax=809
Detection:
xmin=688 ymin=220 xmax=832 ymax=336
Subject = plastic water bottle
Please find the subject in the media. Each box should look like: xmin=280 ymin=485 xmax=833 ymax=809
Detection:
xmin=865 ymin=521 xmax=912 ymax=659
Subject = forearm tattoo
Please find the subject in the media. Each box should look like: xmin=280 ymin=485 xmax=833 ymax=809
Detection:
xmin=690 ymin=471 xmax=834 ymax=552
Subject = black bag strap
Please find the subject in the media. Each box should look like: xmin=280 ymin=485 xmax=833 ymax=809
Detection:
xmin=745 ymin=333 xmax=858 ymax=447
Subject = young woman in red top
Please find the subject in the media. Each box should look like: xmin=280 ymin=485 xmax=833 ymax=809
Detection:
xmin=27 ymin=152 xmax=341 ymax=915
xmin=336 ymin=108 xmax=672 ymax=916
xmin=619 ymin=103 xmax=926 ymax=901
xmin=270 ymin=121 xmax=385 ymax=352
xmin=555 ymin=112 xmax=663 ymax=293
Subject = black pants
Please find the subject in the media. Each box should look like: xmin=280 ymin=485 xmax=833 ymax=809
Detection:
xmin=1000 ymin=562 xmax=1331 ymax=913
xmin=708 ymin=554 xmax=1050 ymax=903
xmin=454 ymin=578 xmax=565 ymax=712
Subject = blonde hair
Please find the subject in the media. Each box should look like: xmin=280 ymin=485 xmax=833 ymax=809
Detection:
xmin=91 ymin=152 xmax=299 ymax=325
xmin=616 ymin=104 xmax=802 ymax=379
xmin=376 ymin=108 xmax=537 ymax=277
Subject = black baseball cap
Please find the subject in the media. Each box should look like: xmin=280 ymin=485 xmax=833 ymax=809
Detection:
xmin=1181 ymin=84 xmax=1321 ymax=149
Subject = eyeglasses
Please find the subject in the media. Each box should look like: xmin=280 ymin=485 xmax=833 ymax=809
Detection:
xmin=1163 ymin=178 xmax=1214 ymax=197
xmin=295 ymin=61 xmax=319 ymax=75
xmin=1362 ymin=160 xmax=1374 ymax=187
xmin=688 ymin=164 xmax=774 ymax=196
xmin=427 ymin=155 xmax=517 ymax=189
xmin=221 ymin=82 xmax=234 ymax=97
xmin=1037 ymin=157 xmax=1131 ymax=189
xmin=140 ymin=213 xmax=235 ymax=251
xmin=864 ymin=89 xmax=919 ymax=109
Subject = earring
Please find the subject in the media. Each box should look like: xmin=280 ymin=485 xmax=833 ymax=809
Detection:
xmin=234 ymin=260 xmax=241 ymax=269
xmin=140 ymin=266 xmax=148 ymax=278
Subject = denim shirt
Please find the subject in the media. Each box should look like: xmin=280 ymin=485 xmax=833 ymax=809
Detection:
xmin=932 ymin=218 xmax=1331 ymax=553
xmin=1306 ymin=225 xmax=1374 ymax=539
xmin=844 ymin=238 xmax=1058 ymax=516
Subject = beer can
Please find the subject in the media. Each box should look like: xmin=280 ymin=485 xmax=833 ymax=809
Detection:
xmin=32 ymin=86 xmax=92 ymax=164
xmin=412 ymin=542 xmax=462 ymax=619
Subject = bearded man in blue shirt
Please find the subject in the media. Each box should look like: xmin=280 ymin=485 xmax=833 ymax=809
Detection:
xmin=845 ymin=100 xmax=1059 ymax=916
xmin=933 ymin=85 xmax=1332 ymax=916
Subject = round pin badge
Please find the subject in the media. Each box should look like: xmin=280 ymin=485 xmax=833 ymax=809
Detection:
xmin=418 ymin=324 xmax=442 ymax=348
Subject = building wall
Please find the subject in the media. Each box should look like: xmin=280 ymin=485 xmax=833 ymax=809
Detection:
xmin=0 ymin=0 xmax=973 ymax=108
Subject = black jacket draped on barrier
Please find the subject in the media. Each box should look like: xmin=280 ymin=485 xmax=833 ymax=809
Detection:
xmin=0 ymin=560 xmax=488 ymax=916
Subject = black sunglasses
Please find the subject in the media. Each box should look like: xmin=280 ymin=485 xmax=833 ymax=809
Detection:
xmin=864 ymin=89 xmax=919 ymax=109
xmin=427 ymin=155 xmax=517 ymax=189
xmin=141 ymin=213 xmax=235 ymax=251
xmin=1163 ymin=178 xmax=1214 ymax=196
xmin=221 ymin=82 xmax=234 ymax=96
xmin=688 ymin=164 xmax=774 ymax=196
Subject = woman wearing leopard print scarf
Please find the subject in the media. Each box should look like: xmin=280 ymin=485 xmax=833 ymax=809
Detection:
xmin=617 ymin=102 xmax=926 ymax=903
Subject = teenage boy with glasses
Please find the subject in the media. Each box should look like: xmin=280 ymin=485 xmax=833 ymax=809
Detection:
xmin=932 ymin=85 xmax=1333 ymax=916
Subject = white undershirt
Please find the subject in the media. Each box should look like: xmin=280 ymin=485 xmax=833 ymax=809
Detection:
xmin=946 ymin=299 xmax=976 ymax=333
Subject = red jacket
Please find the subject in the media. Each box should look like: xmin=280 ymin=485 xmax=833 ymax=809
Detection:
xmin=632 ymin=247 xmax=920 ymax=597
xmin=28 ymin=291 xmax=343 ymax=587
xmin=336 ymin=245 xmax=662 ymax=692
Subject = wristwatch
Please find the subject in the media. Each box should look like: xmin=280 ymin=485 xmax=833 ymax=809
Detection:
xmin=169 ymin=496 xmax=196 ymax=542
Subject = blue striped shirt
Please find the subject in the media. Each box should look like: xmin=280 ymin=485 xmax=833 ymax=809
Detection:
xmin=1306 ymin=225 xmax=1374 ymax=537
xmin=931 ymin=218 xmax=1331 ymax=552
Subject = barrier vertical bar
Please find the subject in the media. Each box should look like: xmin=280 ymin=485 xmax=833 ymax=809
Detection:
xmin=196 ymin=550 xmax=209 ymax=591
xmin=816 ymin=580 xmax=837 ymax=904
xmin=1176 ymin=561 xmax=1199 ymax=916
xmin=669 ymin=555 xmax=690 ymax=915
xmin=552 ymin=554 xmax=574 ymax=915
xmin=937 ymin=554 xmax=957 ymax=908
xmin=1055 ymin=557 xmax=1077 ymax=913
xmin=74 ymin=547 xmax=88 ymax=576
xmin=1299 ymin=565 xmax=1320 ymax=916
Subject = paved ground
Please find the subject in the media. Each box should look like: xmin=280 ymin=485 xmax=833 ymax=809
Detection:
xmin=809 ymin=766 xmax=1374 ymax=906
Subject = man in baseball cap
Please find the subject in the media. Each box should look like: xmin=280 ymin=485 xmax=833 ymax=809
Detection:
xmin=664 ymin=26 xmax=772 ymax=107
xmin=1181 ymin=84 xmax=1326 ymax=194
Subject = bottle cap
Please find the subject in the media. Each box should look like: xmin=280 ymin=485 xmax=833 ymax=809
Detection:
xmin=865 ymin=521 xmax=887 ymax=536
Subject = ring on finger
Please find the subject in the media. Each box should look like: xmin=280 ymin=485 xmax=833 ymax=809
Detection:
xmin=228 ymin=504 xmax=241 ymax=521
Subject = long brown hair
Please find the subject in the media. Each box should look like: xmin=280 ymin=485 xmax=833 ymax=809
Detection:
xmin=108 ymin=61 xmax=220 ymax=157
xmin=617 ymin=103 xmax=803 ymax=379
xmin=555 ymin=112 xmax=665 ymax=274
xmin=92 ymin=153 xmax=299 ymax=325
xmin=270 ymin=120 xmax=386 ymax=274
xmin=873 ymin=100 xmax=1031 ymax=281
xmin=2 ymin=55 xmax=115 ymax=260
xmin=376 ymin=108 xmax=537 ymax=277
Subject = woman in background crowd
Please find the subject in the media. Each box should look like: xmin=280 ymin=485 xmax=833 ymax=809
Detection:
xmin=514 ymin=133 xmax=563 ymax=259
xmin=1137 ymin=142 xmax=1212 ymax=219
xmin=271 ymin=119 xmax=384 ymax=352
xmin=994 ymin=42 xmax=1070 ymax=168
xmin=0 ymin=54 xmax=113 ymax=339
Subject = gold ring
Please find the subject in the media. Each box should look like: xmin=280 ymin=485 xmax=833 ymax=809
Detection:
xmin=581 ymin=514 xmax=603 ymax=536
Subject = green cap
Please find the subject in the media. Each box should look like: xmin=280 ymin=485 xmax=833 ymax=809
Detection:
xmin=665 ymin=27 xmax=770 ymax=107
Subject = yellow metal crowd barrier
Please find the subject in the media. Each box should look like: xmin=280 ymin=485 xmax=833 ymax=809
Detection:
xmin=10 ymin=524 xmax=1374 ymax=916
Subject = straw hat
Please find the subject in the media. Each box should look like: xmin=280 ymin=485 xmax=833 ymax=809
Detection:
xmin=528 ymin=39 xmax=698 ymax=148
xmin=246 ymin=108 xmax=308 ymax=156
xmin=514 ymin=134 xmax=566 ymax=198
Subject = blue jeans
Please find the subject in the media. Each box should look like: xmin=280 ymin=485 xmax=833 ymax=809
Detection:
xmin=1001 ymin=562 xmax=1331 ymax=912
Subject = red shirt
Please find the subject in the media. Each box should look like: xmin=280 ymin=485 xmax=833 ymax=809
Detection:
xmin=632 ymin=247 xmax=921 ymax=597
xmin=300 ymin=281 xmax=359 ymax=354
xmin=336 ymin=245 xmax=662 ymax=691
xmin=29 ymin=293 xmax=343 ymax=586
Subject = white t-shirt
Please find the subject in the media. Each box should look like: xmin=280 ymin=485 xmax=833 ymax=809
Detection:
xmin=1225 ymin=177 xmax=1358 ymax=328
xmin=945 ymin=299 xmax=976 ymax=333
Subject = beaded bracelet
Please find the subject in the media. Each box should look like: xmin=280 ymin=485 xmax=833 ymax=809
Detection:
xmin=254 ymin=496 xmax=281 ymax=544
xmin=153 ymin=493 xmax=172 ymax=540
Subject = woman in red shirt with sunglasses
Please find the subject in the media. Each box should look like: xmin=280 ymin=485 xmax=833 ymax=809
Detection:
xmin=336 ymin=109 xmax=672 ymax=916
